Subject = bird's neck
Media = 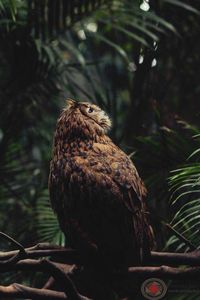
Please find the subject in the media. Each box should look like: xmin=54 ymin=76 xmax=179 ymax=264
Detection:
xmin=52 ymin=112 xmax=109 ymax=157
xmin=53 ymin=130 xmax=108 ymax=158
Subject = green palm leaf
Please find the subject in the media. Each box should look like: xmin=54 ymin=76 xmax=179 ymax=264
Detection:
xmin=163 ymin=0 xmax=200 ymax=15
xmin=35 ymin=190 xmax=65 ymax=245
xmin=168 ymin=134 xmax=200 ymax=251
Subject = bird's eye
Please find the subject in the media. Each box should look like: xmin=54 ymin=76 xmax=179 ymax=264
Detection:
xmin=88 ymin=107 xmax=94 ymax=113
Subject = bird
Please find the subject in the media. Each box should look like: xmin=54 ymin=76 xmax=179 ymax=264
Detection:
xmin=49 ymin=99 xmax=153 ymax=268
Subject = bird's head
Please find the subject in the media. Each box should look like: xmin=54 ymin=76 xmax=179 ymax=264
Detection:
xmin=56 ymin=99 xmax=111 ymax=140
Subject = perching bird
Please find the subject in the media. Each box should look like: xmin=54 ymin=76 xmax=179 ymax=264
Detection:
xmin=49 ymin=99 xmax=153 ymax=267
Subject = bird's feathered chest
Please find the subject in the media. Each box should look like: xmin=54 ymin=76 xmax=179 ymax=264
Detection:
xmin=49 ymin=134 xmax=147 ymax=217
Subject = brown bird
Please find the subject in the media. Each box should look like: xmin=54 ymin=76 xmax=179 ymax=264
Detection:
xmin=49 ymin=99 xmax=153 ymax=267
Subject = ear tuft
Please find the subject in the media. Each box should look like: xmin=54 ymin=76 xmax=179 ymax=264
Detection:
xmin=66 ymin=98 xmax=77 ymax=109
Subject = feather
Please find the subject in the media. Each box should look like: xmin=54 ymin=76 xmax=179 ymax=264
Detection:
xmin=49 ymin=101 xmax=154 ymax=267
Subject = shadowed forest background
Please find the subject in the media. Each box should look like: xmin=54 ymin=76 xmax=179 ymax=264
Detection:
xmin=0 ymin=0 xmax=200 ymax=299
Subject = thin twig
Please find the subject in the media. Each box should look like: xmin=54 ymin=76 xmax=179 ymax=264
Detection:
xmin=42 ymin=276 xmax=55 ymax=289
xmin=0 ymin=251 xmax=23 ymax=266
xmin=0 ymin=232 xmax=25 ymax=253
xmin=165 ymin=223 xmax=196 ymax=251
xmin=0 ymin=232 xmax=27 ymax=266
xmin=40 ymin=259 xmax=87 ymax=300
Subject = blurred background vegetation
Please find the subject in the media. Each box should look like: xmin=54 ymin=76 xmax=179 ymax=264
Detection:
xmin=0 ymin=0 xmax=200 ymax=298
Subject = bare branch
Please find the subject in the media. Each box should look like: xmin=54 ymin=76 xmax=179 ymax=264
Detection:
xmin=0 ymin=283 xmax=67 ymax=299
xmin=0 ymin=244 xmax=77 ymax=264
xmin=40 ymin=259 xmax=87 ymax=300
xmin=125 ymin=265 xmax=200 ymax=280
xmin=151 ymin=250 xmax=200 ymax=266
xmin=1 ymin=244 xmax=200 ymax=267
xmin=0 ymin=258 xmax=70 ymax=273
xmin=42 ymin=276 xmax=55 ymax=289
xmin=1 ymin=257 xmax=200 ymax=281
xmin=0 ymin=259 xmax=90 ymax=299
xmin=1 ymin=238 xmax=200 ymax=299
xmin=0 ymin=232 xmax=27 ymax=266
xmin=0 ymin=250 xmax=23 ymax=266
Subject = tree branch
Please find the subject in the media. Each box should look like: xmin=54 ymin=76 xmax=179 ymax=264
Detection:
xmin=151 ymin=250 xmax=200 ymax=266
xmin=40 ymin=259 xmax=87 ymax=300
xmin=0 ymin=233 xmax=90 ymax=300
xmin=1 ymin=244 xmax=200 ymax=266
xmin=1 ymin=257 xmax=200 ymax=281
xmin=124 ymin=265 xmax=200 ymax=280
xmin=1 ymin=235 xmax=200 ymax=299
xmin=0 ymin=243 xmax=78 ymax=264
xmin=0 ymin=259 xmax=90 ymax=300
xmin=0 ymin=283 xmax=67 ymax=299
xmin=0 ymin=231 xmax=27 ymax=266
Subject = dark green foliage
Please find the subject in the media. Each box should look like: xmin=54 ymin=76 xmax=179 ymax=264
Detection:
xmin=132 ymin=122 xmax=200 ymax=250
xmin=167 ymin=133 xmax=200 ymax=251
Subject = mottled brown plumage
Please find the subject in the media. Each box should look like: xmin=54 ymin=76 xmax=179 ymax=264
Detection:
xmin=49 ymin=99 xmax=153 ymax=267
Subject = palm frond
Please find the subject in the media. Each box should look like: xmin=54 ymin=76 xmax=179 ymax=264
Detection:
xmin=35 ymin=190 xmax=65 ymax=245
xmin=133 ymin=123 xmax=199 ymax=201
xmin=167 ymin=134 xmax=200 ymax=251
xmin=0 ymin=138 xmax=39 ymax=242
xmin=28 ymin=0 xmax=107 ymax=38
xmin=163 ymin=0 xmax=200 ymax=15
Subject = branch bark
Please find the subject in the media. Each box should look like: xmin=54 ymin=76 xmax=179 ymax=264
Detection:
xmin=0 ymin=243 xmax=77 ymax=264
xmin=1 ymin=258 xmax=200 ymax=280
xmin=1 ymin=244 xmax=200 ymax=266
xmin=125 ymin=265 xmax=200 ymax=280
xmin=151 ymin=250 xmax=200 ymax=266
xmin=1 ymin=241 xmax=200 ymax=299
xmin=0 ymin=259 xmax=90 ymax=299
xmin=0 ymin=283 xmax=67 ymax=299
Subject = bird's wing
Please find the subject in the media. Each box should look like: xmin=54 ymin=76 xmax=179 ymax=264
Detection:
xmin=92 ymin=141 xmax=147 ymax=210
xmin=49 ymin=155 xmax=134 ymax=261
xmin=91 ymin=141 xmax=154 ymax=257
